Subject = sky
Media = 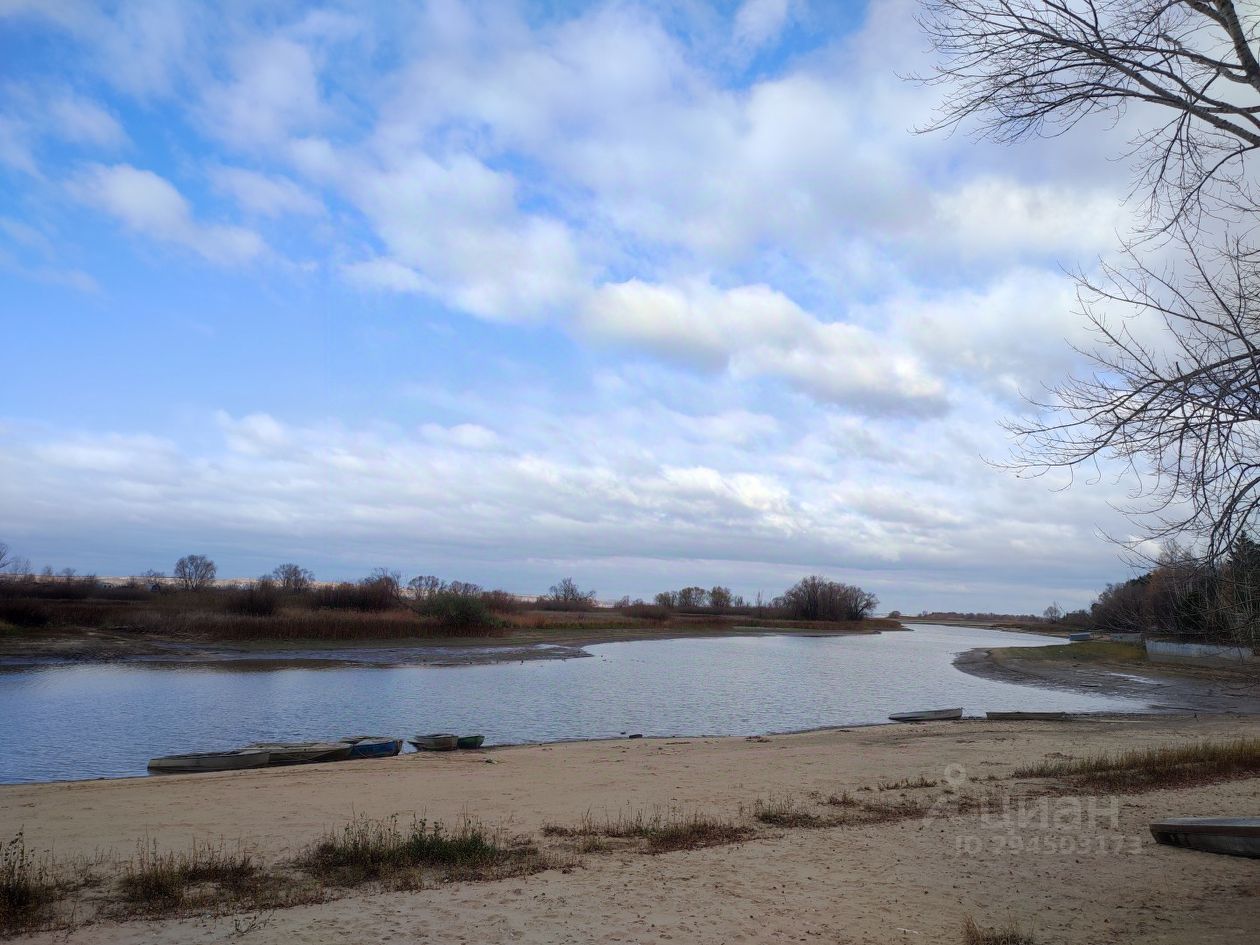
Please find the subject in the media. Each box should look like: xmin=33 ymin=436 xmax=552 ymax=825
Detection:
xmin=0 ymin=0 xmax=1156 ymax=612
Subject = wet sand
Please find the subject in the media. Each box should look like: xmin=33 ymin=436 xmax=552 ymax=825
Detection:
xmin=956 ymin=646 xmax=1260 ymax=715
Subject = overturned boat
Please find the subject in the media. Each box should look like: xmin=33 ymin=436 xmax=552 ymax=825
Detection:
xmin=1150 ymin=818 xmax=1260 ymax=858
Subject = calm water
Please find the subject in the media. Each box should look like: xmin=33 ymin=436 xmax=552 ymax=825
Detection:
xmin=0 ymin=625 xmax=1153 ymax=784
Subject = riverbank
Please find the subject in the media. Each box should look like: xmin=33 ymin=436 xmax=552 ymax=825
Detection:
xmin=956 ymin=642 xmax=1260 ymax=714
xmin=4 ymin=715 xmax=1259 ymax=944
xmin=0 ymin=617 xmax=895 ymax=668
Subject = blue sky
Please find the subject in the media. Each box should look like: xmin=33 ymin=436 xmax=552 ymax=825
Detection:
xmin=1 ymin=0 xmax=1151 ymax=611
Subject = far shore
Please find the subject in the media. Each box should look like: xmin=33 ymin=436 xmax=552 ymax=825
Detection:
xmin=956 ymin=640 xmax=1260 ymax=715
xmin=5 ymin=715 xmax=1259 ymax=944
xmin=0 ymin=616 xmax=899 ymax=668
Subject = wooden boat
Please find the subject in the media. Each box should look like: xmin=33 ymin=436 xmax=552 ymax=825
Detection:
xmin=340 ymin=736 xmax=403 ymax=759
xmin=1150 ymin=818 xmax=1260 ymax=858
xmin=456 ymin=734 xmax=485 ymax=749
xmin=986 ymin=711 xmax=1070 ymax=721
xmin=248 ymin=741 xmax=353 ymax=765
xmin=147 ymin=748 xmax=271 ymax=774
xmin=888 ymin=708 xmax=963 ymax=722
xmin=409 ymin=733 xmax=459 ymax=751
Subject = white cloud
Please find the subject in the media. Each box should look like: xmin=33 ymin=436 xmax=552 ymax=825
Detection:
xmin=733 ymin=0 xmax=793 ymax=53
xmin=583 ymin=279 xmax=947 ymax=415
xmin=48 ymin=94 xmax=127 ymax=148
xmin=201 ymin=37 xmax=325 ymax=148
xmin=208 ymin=165 xmax=323 ymax=217
xmin=342 ymin=153 xmax=587 ymax=321
xmin=71 ymin=164 xmax=266 ymax=264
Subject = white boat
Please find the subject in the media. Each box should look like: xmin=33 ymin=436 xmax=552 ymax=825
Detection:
xmin=147 ymin=749 xmax=271 ymax=774
xmin=1150 ymin=818 xmax=1260 ymax=858
xmin=888 ymin=708 xmax=963 ymax=722
xmin=247 ymin=741 xmax=353 ymax=765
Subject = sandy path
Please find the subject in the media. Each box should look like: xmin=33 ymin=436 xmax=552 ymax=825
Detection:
xmin=5 ymin=716 xmax=1260 ymax=944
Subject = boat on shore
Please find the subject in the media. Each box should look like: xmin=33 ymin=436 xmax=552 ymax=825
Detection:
xmin=1150 ymin=817 xmax=1260 ymax=858
xmin=985 ymin=711 xmax=1070 ymax=721
xmin=147 ymin=748 xmax=271 ymax=774
xmin=888 ymin=708 xmax=963 ymax=722
xmin=410 ymin=733 xmax=459 ymax=751
xmin=456 ymin=734 xmax=485 ymax=749
xmin=248 ymin=741 xmax=353 ymax=765
xmin=340 ymin=736 xmax=403 ymax=759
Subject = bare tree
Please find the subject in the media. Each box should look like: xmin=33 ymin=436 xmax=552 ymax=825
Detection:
xmin=173 ymin=554 xmax=217 ymax=591
xmin=0 ymin=542 xmax=9 ymax=573
xmin=408 ymin=574 xmax=443 ymax=600
xmin=544 ymin=577 xmax=597 ymax=609
xmin=921 ymin=1 xmax=1260 ymax=561
xmin=1043 ymin=602 xmax=1064 ymax=622
xmin=271 ymin=563 xmax=314 ymax=593
xmin=919 ymin=0 xmax=1260 ymax=234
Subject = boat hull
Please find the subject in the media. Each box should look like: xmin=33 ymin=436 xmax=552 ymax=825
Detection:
xmin=888 ymin=708 xmax=963 ymax=722
xmin=148 ymin=749 xmax=271 ymax=774
xmin=249 ymin=742 xmax=354 ymax=765
xmin=410 ymin=733 xmax=459 ymax=751
xmin=1151 ymin=818 xmax=1260 ymax=858
xmin=342 ymin=737 xmax=403 ymax=759
xmin=456 ymin=735 xmax=485 ymax=749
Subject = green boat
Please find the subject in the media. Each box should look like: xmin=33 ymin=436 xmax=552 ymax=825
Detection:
xmin=457 ymin=734 xmax=485 ymax=749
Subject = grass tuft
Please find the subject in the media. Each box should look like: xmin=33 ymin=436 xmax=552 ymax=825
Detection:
xmin=542 ymin=808 xmax=752 ymax=853
xmin=1014 ymin=737 xmax=1260 ymax=791
xmin=1 ymin=833 xmax=56 ymax=935
xmin=962 ymin=915 xmax=1036 ymax=944
xmin=118 ymin=840 xmax=258 ymax=910
xmin=750 ymin=797 xmax=834 ymax=828
xmin=297 ymin=816 xmax=544 ymax=885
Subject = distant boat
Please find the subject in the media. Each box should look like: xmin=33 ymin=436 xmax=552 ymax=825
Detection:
xmin=148 ymin=748 xmax=271 ymax=774
xmin=1150 ymin=818 xmax=1260 ymax=858
xmin=888 ymin=708 xmax=963 ymax=722
xmin=456 ymin=734 xmax=485 ymax=749
xmin=340 ymin=736 xmax=403 ymax=759
xmin=410 ymin=733 xmax=459 ymax=751
xmin=1068 ymin=632 xmax=1092 ymax=642
xmin=986 ymin=712 xmax=1070 ymax=721
xmin=248 ymin=741 xmax=353 ymax=765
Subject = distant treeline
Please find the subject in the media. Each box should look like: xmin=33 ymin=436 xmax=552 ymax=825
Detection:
xmin=0 ymin=542 xmax=881 ymax=635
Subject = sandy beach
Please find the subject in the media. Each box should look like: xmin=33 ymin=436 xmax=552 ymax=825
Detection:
xmin=4 ymin=715 xmax=1259 ymax=944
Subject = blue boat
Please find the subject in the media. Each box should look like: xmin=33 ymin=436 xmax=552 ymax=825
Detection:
xmin=339 ymin=736 xmax=403 ymax=760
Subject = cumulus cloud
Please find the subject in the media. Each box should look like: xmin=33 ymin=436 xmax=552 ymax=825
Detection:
xmin=583 ymin=279 xmax=947 ymax=415
xmin=201 ymin=37 xmax=325 ymax=148
xmin=71 ymin=164 xmax=266 ymax=264
xmin=208 ymin=165 xmax=323 ymax=218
